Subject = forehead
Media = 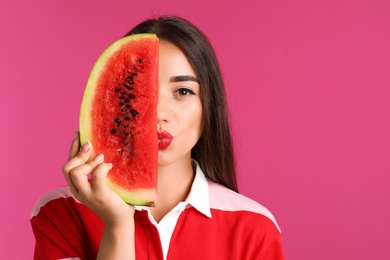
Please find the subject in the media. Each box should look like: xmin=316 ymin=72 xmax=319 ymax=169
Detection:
xmin=158 ymin=40 xmax=197 ymax=78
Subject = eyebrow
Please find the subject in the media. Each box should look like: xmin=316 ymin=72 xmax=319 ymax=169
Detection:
xmin=170 ymin=75 xmax=199 ymax=83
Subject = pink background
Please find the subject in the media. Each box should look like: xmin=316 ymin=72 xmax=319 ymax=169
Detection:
xmin=1 ymin=0 xmax=389 ymax=259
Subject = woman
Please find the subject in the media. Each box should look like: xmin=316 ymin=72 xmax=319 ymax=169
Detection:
xmin=31 ymin=16 xmax=284 ymax=259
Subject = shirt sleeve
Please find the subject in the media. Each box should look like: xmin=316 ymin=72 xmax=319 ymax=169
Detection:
xmin=237 ymin=211 xmax=285 ymax=260
xmin=30 ymin=192 xmax=103 ymax=260
xmin=258 ymin=237 xmax=285 ymax=260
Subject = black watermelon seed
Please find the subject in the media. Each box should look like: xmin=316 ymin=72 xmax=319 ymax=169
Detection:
xmin=124 ymin=117 xmax=131 ymax=121
xmin=119 ymin=102 xmax=124 ymax=106
xmin=115 ymin=88 xmax=121 ymax=92
xmin=123 ymin=84 xmax=134 ymax=90
xmin=110 ymin=129 xmax=117 ymax=134
xmin=124 ymin=124 xmax=129 ymax=128
xmin=118 ymin=96 xmax=124 ymax=99
xmin=126 ymin=77 xmax=134 ymax=84
xmin=129 ymin=94 xmax=136 ymax=99
xmin=130 ymin=109 xmax=138 ymax=117
xmin=121 ymin=91 xmax=127 ymax=95
xmin=138 ymin=59 xmax=144 ymax=64
xmin=124 ymin=99 xmax=130 ymax=103
xmin=114 ymin=118 xmax=122 ymax=126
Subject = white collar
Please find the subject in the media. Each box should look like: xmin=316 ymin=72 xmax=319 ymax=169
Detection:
xmin=185 ymin=160 xmax=212 ymax=218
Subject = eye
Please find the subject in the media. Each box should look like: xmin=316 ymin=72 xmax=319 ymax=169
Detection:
xmin=176 ymin=88 xmax=195 ymax=96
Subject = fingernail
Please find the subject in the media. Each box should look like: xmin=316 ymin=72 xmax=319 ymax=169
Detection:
xmin=73 ymin=130 xmax=79 ymax=141
xmin=81 ymin=141 xmax=91 ymax=152
xmin=107 ymin=163 xmax=113 ymax=169
xmin=94 ymin=153 xmax=104 ymax=162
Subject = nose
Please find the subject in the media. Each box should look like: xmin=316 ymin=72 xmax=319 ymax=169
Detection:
xmin=157 ymin=88 xmax=169 ymax=130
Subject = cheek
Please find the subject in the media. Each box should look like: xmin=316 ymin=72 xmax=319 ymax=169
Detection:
xmin=190 ymin=104 xmax=203 ymax=134
xmin=179 ymin=105 xmax=202 ymax=139
xmin=173 ymin=98 xmax=203 ymax=136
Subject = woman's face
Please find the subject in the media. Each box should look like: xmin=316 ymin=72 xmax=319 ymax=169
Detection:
xmin=157 ymin=40 xmax=203 ymax=166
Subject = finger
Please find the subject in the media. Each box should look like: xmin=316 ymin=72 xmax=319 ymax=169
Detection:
xmin=91 ymin=162 xmax=113 ymax=193
xmin=62 ymin=141 xmax=94 ymax=176
xmin=69 ymin=153 xmax=105 ymax=195
xmin=63 ymin=159 xmax=80 ymax=196
xmin=68 ymin=130 xmax=81 ymax=160
xmin=62 ymin=130 xmax=82 ymax=194
xmin=62 ymin=140 xmax=93 ymax=192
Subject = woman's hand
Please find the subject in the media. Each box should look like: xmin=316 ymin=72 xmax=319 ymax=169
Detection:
xmin=62 ymin=131 xmax=136 ymax=259
xmin=62 ymin=131 xmax=135 ymax=226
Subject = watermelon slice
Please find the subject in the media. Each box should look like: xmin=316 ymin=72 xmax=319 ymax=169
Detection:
xmin=79 ymin=34 xmax=159 ymax=206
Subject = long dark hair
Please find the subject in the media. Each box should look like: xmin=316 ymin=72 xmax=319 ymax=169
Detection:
xmin=126 ymin=16 xmax=238 ymax=192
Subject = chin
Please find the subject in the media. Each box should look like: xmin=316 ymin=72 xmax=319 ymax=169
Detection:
xmin=157 ymin=151 xmax=192 ymax=167
xmin=157 ymin=153 xmax=174 ymax=167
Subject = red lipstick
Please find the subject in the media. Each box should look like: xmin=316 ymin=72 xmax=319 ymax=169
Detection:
xmin=158 ymin=131 xmax=173 ymax=149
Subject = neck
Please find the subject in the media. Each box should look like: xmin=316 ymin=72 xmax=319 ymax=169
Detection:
xmin=149 ymin=157 xmax=195 ymax=222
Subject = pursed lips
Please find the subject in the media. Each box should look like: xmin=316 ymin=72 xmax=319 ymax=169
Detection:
xmin=158 ymin=130 xmax=173 ymax=149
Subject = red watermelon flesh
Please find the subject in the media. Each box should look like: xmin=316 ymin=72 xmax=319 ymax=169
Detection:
xmin=79 ymin=34 xmax=158 ymax=206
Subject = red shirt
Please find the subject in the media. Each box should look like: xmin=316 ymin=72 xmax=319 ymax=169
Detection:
xmin=31 ymin=164 xmax=284 ymax=259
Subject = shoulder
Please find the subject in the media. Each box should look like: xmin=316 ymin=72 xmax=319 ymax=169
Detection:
xmin=30 ymin=187 xmax=103 ymax=259
xmin=31 ymin=186 xmax=77 ymax=218
xmin=207 ymin=180 xmax=281 ymax=232
xmin=30 ymin=186 xmax=102 ymax=239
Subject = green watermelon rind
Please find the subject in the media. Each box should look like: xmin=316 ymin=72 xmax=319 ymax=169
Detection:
xmin=107 ymin=181 xmax=156 ymax=206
